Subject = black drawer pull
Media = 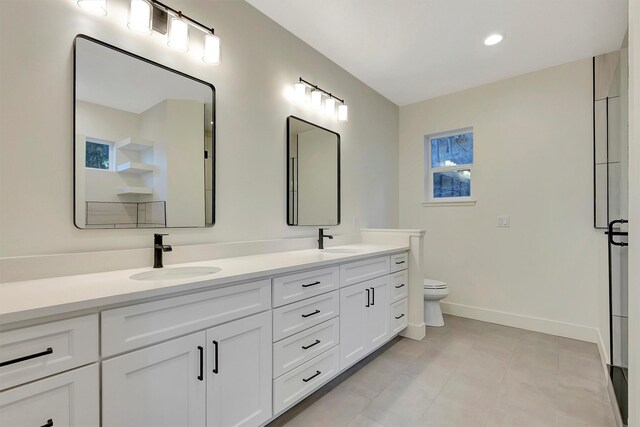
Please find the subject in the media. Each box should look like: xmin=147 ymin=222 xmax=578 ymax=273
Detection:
xmin=302 ymin=281 xmax=321 ymax=288
xmin=212 ymin=340 xmax=219 ymax=374
xmin=365 ymin=288 xmax=370 ymax=307
xmin=370 ymin=287 xmax=375 ymax=306
xmin=302 ymin=339 xmax=321 ymax=350
xmin=301 ymin=309 xmax=320 ymax=318
xmin=395 ymin=284 xmax=405 ymax=289
xmin=197 ymin=346 xmax=204 ymax=381
xmin=0 ymin=347 xmax=53 ymax=368
xmin=395 ymin=260 xmax=405 ymax=265
xmin=395 ymin=314 xmax=405 ymax=320
xmin=40 ymin=420 xmax=53 ymax=427
xmin=302 ymin=370 xmax=321 ymax=382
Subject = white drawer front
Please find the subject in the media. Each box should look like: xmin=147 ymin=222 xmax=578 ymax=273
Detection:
xmin=390 ymin=298 xmax=408 ymax=335
xmin=390 ymin=252 xmax=408 ymax=273
xmin=339 ymin=256 xmax=389 ymax=288
xmin=390 ymin=270 xmax=408 ymax=304
xmin=273 ymin=267 xmax=339 ymax=308
xmin=273 ymin=317 xmax=339 ymax=378
xmin=0 ymin=315 xmax=98 ymax=391
xmin=273 ymin=346 xmax=340 ymax=415
xmin=0 ymin=363 xmax=99 ymax=427
xmin=273 ymin=291 xmax=339 ymax=342
xmin=390 ymin=252 xmax=409 ymax=273
xmin=102 ymin=280 xmax=271 ymax=356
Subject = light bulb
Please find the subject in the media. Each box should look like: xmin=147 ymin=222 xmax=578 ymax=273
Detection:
xmin=127 ymin=0 xmax=152 ymax=34
xmin=337 ymin=104 xmax=349 ymax=122
xmin=325 ymin=98 xmax=336 ymax=115
xmin=311 ymin=90 xmax=322 ymax=110
xmin=77 ymin=0 xmax=107 ymax=15
xmin=294 ymin=83 xmax=306 ymax=104
xmin=483 ymin=33 xmax=504 ymax=46
xmin=168 ymin=16 xmax=189 ymax=51
xmin=203 ymin=34 xmax=221 ymax=64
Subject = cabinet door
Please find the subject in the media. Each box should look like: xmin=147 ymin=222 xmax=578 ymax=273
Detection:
xmin=206 ymin=311 xmax=272 ymax=427
xmin=339 ymin=281 xmax=369 ymax=370
xmin=0 ymin=364 xmax=99 ymax=427
xmin=102 ymin=332 xmax=206 ymax=427
xmin=366 ymin=276 xmax=390 ymax=351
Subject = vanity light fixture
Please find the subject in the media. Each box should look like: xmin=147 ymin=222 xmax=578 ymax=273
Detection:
xmin=77 ymin=0 xmax=107 ymax=16
xmin=203 ymin=33 xmax=221 ymax=64
xmin=483 ymin=33 xmax=504 ymax=46
xmin=127 ymin=0 xmax=152 ymax=34
xmin=167 ymin=14 xmax=189 ymax=51
xmin=295 ymin=77 xmax=348 ymax=122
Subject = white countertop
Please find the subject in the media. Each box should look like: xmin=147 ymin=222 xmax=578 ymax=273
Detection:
xmin=0 ymin=244 xmax=408 ymax=325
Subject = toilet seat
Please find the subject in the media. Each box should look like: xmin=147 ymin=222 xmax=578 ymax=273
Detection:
xmin=424 ymin=279 xmax=447 ymax=289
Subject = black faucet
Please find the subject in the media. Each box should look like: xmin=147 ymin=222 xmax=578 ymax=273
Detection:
xmin=318 ymin=228 xmax=333 ymax=250
xmin=153 ymin=233 xmax=172 ymax=268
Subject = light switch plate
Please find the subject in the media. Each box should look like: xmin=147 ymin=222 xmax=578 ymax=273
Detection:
xmin=497 ymin=215 xmax=510 ymax=227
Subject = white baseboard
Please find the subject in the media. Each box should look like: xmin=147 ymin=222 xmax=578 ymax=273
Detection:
xmin=400 ymin=322 xmax=426 ymax=341
xmin=441 ymin=302 xmax=601 ymax=343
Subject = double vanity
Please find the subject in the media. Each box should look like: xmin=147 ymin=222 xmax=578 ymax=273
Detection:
xmin=0 ymin=242 xmax=415 ymax=427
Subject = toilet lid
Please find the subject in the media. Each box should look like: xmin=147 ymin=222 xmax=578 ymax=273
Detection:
xmin=424 ymin=279 xmax=447 ymax=289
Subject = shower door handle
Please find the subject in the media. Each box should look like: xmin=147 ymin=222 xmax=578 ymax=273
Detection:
xmin=608 ymin=219 xmax=628 ymax=247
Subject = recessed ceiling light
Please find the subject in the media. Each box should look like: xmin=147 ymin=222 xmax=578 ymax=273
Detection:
xmin=484 ymin=33 xmax=504 ymax=46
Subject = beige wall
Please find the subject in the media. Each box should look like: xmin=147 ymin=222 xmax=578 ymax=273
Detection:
xmin=399 ymin=59 xmax=607 ymax=344
xmin=0 ymin=0 xmax=399 ymax=257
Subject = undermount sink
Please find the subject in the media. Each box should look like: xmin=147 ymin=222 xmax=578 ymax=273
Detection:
xmin=321 ymin=248 xmax=362 ymax=254
xmin=130 ymin=266 xmax=222 ymax=281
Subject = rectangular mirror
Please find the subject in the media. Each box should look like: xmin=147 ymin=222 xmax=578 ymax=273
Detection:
xmin=74 ymin=35 xmax=215 ymax=229
xmin=287 ymin=116 xmax=340 ymax=226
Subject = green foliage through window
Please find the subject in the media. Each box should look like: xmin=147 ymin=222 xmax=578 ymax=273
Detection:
xmin=86 ymin=140 xmax=110 ymax=169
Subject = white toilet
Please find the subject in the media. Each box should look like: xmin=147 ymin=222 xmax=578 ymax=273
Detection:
xmin=423 ymin=279 xmax=449 ymax=327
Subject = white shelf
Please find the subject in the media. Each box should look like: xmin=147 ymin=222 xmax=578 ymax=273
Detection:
xmin=117 ymin=138 xmax=153 ymax=152
xmin=117 ymin=186 xmax=153 ymax=195
xmin=116 ymin=162 xmax=154 ymax=174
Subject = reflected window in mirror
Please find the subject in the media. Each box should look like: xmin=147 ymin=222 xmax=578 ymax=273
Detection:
xmin=74 ymin=35 xmax=215 ymax=229
xmin=287 ymin=116 xmax=340 ymax=226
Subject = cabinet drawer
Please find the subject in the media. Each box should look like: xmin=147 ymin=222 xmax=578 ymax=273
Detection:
xmin=102 ymin=279 xmax=271 ymax=356
xmin=273 ymin=346 xmax=340 ymax=415
xmin=273 ymin=317 xmax=339 ymax=378
xmin=0 ymin=363 xmax=99 ymax=427
xmin=390 ymin=270 xmax=408 ymax=304
xmin=273 ymin=291 xmax=339 ymax=342
xmin=0 ymin=315 xmax=98 ymax=391
xmin=390 ymin=298 xmax=408 ymax=335
xmin=273 ymin=266 xmax=339 ymax=308
xmin=390 ymin=252 xmax=408 ymax=273
xmin=339 ymin=256 xmax=389 ymax=287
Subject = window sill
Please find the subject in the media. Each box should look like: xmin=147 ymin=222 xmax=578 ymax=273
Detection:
xmin=422 ymin=200 xmax=476 ymax=207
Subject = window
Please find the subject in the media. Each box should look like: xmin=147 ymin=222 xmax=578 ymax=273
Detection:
xmin=424 ymin=128 xmax=474 ymax=203
xmin=85 ymin=139 xmax=113 ymax=170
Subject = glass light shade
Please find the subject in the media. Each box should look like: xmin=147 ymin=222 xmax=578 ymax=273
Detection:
xmin=127 ymin=0 xmax=152 ymax=34
xmin=311 ymin=90 xmax=322 ymax=110
xmin=202 ymin=34 xmax=221 ymax=64
xmin=168 ymin=17 xmax=189 ymax=51
xmin=324 ymin=97 xmax=336 ymax=115
xmin=294 ymin=83 xmax=306 ymax=104
xmin=77 ymin=0 xmax=107 ymax=16
xmin=337 ymin=104 xmax=349 ymax=121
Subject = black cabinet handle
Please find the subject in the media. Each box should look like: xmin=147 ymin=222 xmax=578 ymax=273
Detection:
xmin=395 ymin=314 xmax=405 ymax=320
xmin=302 ymin=281 xmax=321 ymax=288
xmin=302 ymin=339 xmax=321 ymax=350
xmin=40 ymin=420 xmax=53 ymax=427
xmin=365 ymin=288 xmax=370 ymax=307
xmin=301 ymin=309 xmax=320 ymax=318
xmin=212 ymin=340 xmax=219 ymax=374
xmin=395 ymin=260 xmax=405 ymax=265
xmin=302 ymin=370 xmax=321 ymax=382
xmin=197 ymin=346 xmax=204 ymax=381
xmin=370 ymin=287 xmax=375 ymax=306
xmin=0 ymin=347 xmax=53 ymax=368
xmin=395 ymin=284 xmax=405 ymax=289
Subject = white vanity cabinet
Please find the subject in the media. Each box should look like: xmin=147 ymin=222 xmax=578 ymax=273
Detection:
xmin=102 ymin=311 xmax=272 ymax=427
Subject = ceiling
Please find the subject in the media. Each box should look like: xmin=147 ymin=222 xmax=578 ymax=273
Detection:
xmin=246 ymin=0 xmax=628 ymax=106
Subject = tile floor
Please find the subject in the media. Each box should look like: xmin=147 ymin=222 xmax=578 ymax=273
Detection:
xmin=269 ymin=315 xmax=617 ymax=427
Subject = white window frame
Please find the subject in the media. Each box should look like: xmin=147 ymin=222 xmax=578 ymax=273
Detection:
xmin=85 ymin=137 xmax=115 ymax=172
xmin=423 ymin=127 xmax=476 ymax=206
